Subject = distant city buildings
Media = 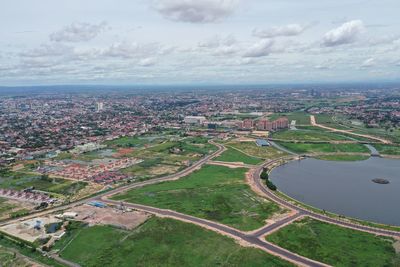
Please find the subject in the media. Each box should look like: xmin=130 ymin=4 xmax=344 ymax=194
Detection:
xmin=184 ymin=116 xmax=206 ymax=124
xmin=237 ymin=117 xmax=289 ymax=131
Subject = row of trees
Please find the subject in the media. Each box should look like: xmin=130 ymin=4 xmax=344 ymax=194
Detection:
xmin=260 ymin=168 xmax=277 ymax=191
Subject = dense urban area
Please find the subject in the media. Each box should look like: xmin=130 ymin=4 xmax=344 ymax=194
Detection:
xmin=0 ymin=85 xmax=399 ymax=267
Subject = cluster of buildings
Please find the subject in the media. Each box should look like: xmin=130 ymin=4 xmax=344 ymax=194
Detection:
xmin=42 ymin=158 xmax=141 ymax=183
xmin=237 ymin=117 xmax=289 ymax=131
xmin=89 ymin=171 xmax=129 ymax=184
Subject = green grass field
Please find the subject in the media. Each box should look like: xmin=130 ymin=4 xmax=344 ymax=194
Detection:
xmin=269 ymin=112 xmax=311 ymax=125
xmin=266 ymin=217 xmax=399 ymax=267
xmin=227 ymin=141 xmax=287 ymax=160
xmin=374 ymin=144 xmax=400 ymax=155
xmin=272 ymin=129 xmax=350 ymax=142
xmin=58 ymin=218 xmax=292 ymax=267
xmin=215 ymin=148 xmax=263 ymax=165
xmin=113 ymin=165 xmax=282 ymax=231
xmin=277 ymin=142 xmax=370 ymax=154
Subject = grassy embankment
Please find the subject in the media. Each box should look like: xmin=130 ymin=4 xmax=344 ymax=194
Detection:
xmin=276 ymin=142 xmax=370 ymax=154
xmin=267 ymin=217 xmax=400 ymax=267
xmin=58 ymin=218 xmax=292 ymax=267
xmin=113 ymin=165 xmax=282 ymax=231
xmin=374 ymin=144 xmax=400 ymax=156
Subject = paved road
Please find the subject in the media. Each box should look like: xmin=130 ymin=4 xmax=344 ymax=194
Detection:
xmin=253 ymin=158 xmax=400 ymax=238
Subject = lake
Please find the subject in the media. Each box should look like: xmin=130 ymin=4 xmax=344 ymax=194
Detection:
xmin=270 ymin=157 xmax=400 ymax=226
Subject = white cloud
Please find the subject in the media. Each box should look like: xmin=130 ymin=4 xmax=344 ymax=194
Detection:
xmin=253 ymin=24 xmax=308 ymax=38
xmin=243 ymin=39 xmax=274 ymax=58
xmin=361 ymin=57 xmax=375 ymax=68
xmin=50 ymin=22 xmax=108 ymax=42
xmin=138 ymin=57 xmax=157 ymax=66
xmin=198 ymin=35 xmax=239 ymax=56
xmin=322 ymin=20 xmax=365 ymax=47
xmin=153 ymin=0 xmax=239 ymax=23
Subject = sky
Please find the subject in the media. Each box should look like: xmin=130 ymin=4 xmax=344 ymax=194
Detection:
xmin=1 ymin=0 xmax=399 ymax=86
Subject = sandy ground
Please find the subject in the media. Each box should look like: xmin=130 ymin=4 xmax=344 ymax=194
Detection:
xmin=0 ymin=215 xmax=62 ymax=243
xmin=393 ymin=240 xmax=400 ymax=253
xmin=67 ymin=205 xmax=150 ymax=230
xmin=207 ymin=161 xmax=251 ymax=168
xmin=0 ymin=199 xmax=35 ymax=220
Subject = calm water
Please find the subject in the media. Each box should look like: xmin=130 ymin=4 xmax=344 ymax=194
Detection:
xmin=270 ymin=157 xmax=400 ymax=226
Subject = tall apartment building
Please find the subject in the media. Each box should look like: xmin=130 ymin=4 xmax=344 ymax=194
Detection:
xmin=255 ymin=117 xmax=289 ymax=131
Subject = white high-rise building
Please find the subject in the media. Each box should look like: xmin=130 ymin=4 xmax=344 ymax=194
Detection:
xmin=96 ymin=102 xmax=104 ymax=111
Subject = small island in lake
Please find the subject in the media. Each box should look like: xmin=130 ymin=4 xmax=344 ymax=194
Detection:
xmin=372 ymin=178 xmax=390 ymax=184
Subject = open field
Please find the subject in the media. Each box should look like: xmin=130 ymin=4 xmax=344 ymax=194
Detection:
xmin=272 ymin=129 xmax=351 ymax=142
xmin=276 ymin=142 xmax=370 ymax=154
xmin=0 ymin=246 xmax=38 ymax=267
xmin=113 ymin=165 xmax=282 ymax=231
xmin=58 ymin=217 xmax=292 ymax=267
xmin=330 ymin=117 xmax=400 ymax=143
xmin=269 ymin=112 xmax=311 ymax=125
xmin=120 ymin=137 xmax=217 ymax=181
xmin=266 ymin=217 xmax=399 ymax=267
xmin=374 ymin=144 xmax=400 ymax=155
xmin=227 ymin=141 xmax=287 ymax=160
xmin=0 ymin=170 xmax=87 ymax=197
xmin=0 ymin=236 xmax=64 ymax=267
xmin=0 ymin=198 xmax=33 ymax=220
xmin=215 ymin=148 xmax=263 ymax=165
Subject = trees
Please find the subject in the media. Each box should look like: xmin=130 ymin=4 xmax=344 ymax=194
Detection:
xmin=260 ymin=168 xmax=277 ymax=191
xmin=260 ymin=170 xmax=269 ymax=180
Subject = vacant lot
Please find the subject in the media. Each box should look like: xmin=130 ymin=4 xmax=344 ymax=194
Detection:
xmin=227 ymin=141 xmax=287 ymax=160
xmin=121 ymin=136 xmax=217 ymax=181
xmin=59 ymin=218 xmax=292 ymax=267
xmin=0 ymin=171 xmax=87 ymax=197
xmin=267 ymin=217 xmax=399 ymax=267
xmin=113 ymin=165 xmax=282 ymax=231
xmin=277 ymin=142 xmax=370 ymax=154
xmin=215 ymin=148 xmax=263 ymax=165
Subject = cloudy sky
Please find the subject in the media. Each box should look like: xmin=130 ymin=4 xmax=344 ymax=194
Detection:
xmin=1 ymin=0 xmax=399 ymax=86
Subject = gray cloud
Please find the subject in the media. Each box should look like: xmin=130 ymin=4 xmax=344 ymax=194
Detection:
xmin=253 ymin=24 xmax=308 ymax=38
xmin=361 ymin=57 xmax=375 ymax=68
xmin=20 ymin=43 xmax=74 ymax=58
xmin=243 ymin=39 xmax=275 ymax=58
xmin=50 ymin=22 xmax=108 ymax=42
xmin=322 ymin=20 xmax=365 ymax=47
xmin=102 ymin=41 xmax=173 ymax=59
xmin=138 ymin=57 xmax=157 ymax=66
xmin=153 ymin=0 xmax=239 ymax=23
